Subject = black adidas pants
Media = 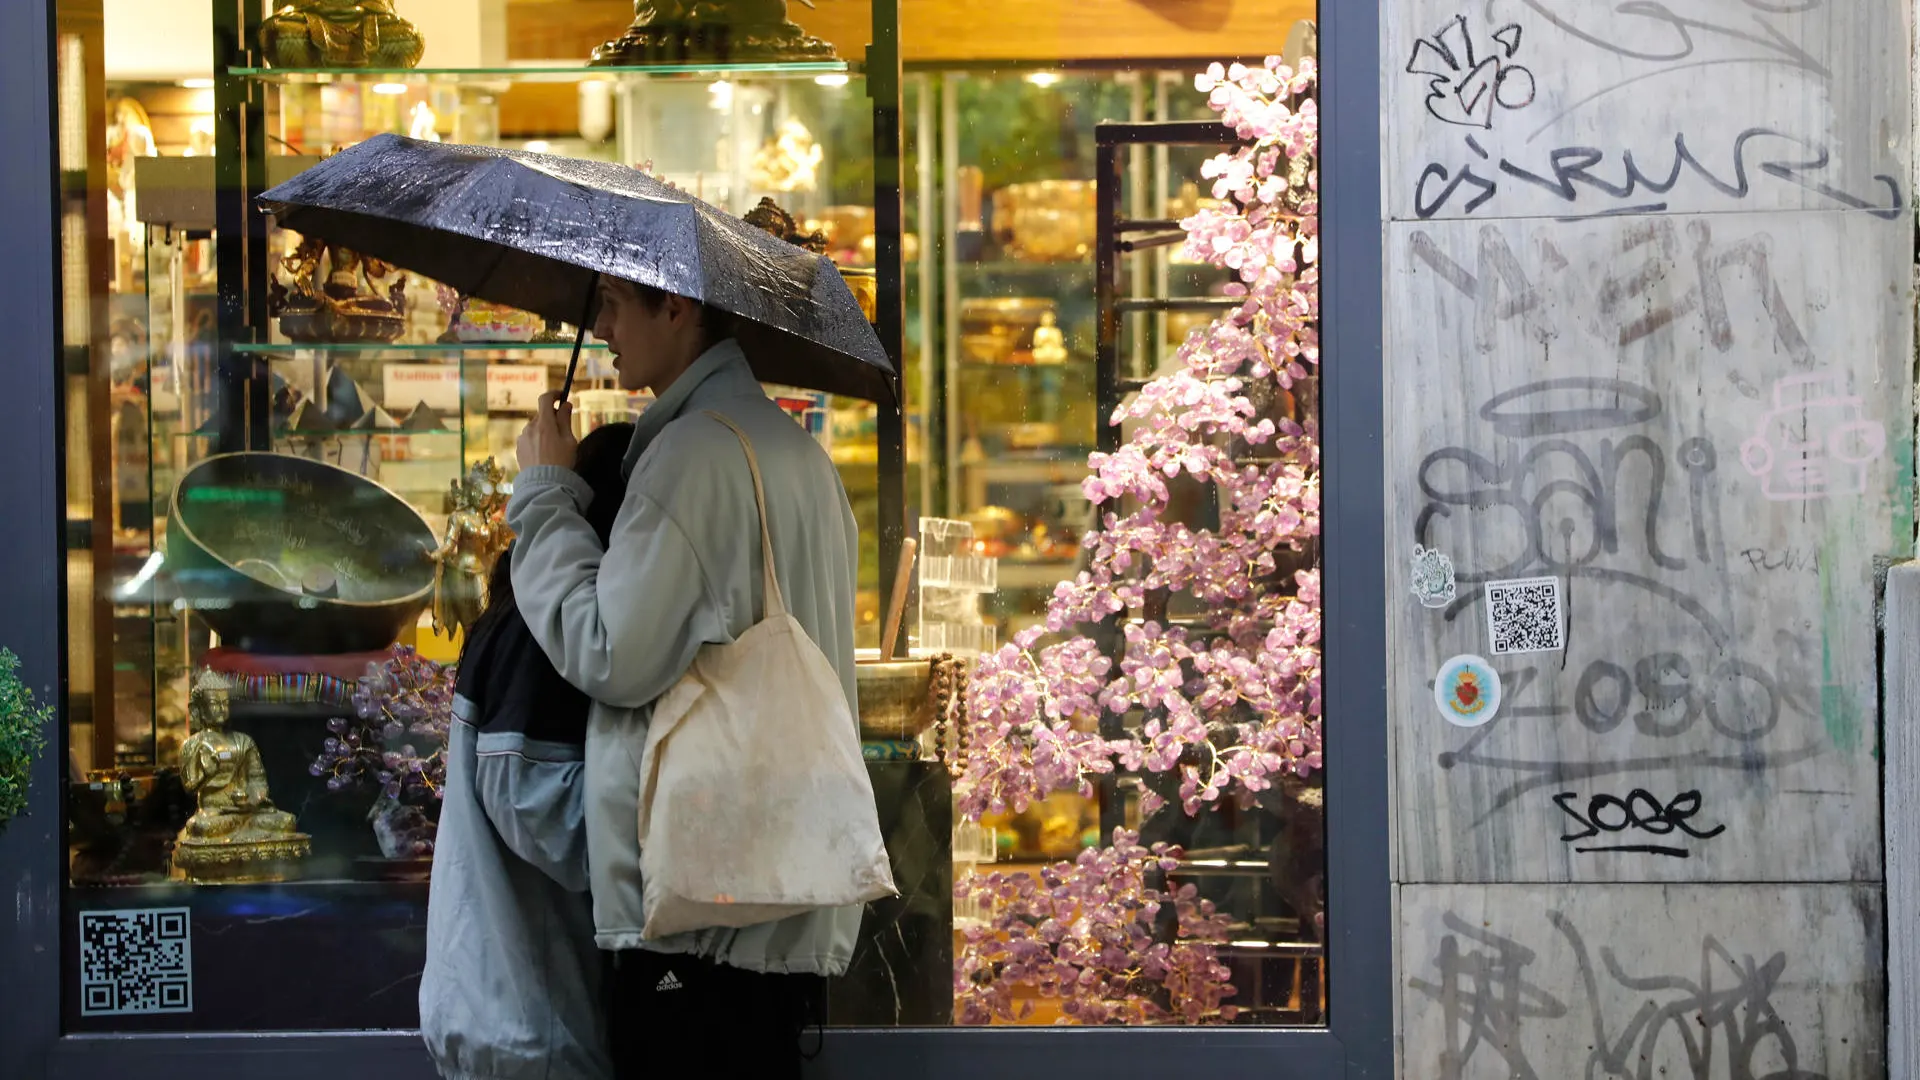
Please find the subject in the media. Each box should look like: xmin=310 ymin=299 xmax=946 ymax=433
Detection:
xmin=607 ymin=949 xmax=825 ymax=1078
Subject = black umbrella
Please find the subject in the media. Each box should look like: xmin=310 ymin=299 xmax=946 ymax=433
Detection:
xmin=257 ymin=133 xmax=894 ymax=403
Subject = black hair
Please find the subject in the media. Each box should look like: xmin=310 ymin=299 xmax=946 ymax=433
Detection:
xmin=459 ymin=421 xmax=636 ymax=660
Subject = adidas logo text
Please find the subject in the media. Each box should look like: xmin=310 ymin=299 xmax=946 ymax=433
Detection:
xmin=655 ymin=972 xmax=683 ymax=992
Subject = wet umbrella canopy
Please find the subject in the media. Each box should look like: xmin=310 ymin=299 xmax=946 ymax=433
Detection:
xmin=257 ymin=133 xmax=894 ymax=403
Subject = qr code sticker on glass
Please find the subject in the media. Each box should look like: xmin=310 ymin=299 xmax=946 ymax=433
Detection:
xmin=79 ymin=908 xmax=193 ymax=1016
xmin=1485 ymin=576 xmax=1564 ymax=655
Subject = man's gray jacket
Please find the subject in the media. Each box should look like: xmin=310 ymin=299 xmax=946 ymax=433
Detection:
xmin=505 ymin=338 xmax=864 ymax=974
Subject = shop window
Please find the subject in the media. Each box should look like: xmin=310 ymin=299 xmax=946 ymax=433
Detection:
xmin=58 ymin=0 xmax=1325 ymax=1035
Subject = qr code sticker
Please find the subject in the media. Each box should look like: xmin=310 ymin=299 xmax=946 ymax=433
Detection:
xmin=79 ymin=908 xmax=193 ymax=1016
xmin=1485 ymin=576 xmax=1564 ymax=655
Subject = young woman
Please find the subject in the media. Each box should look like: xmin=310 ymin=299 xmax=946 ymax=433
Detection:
xmin=421 ymin=422 xmax=633 ymax=1080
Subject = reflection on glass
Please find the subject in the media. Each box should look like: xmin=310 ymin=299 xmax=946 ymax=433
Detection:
xmin=60 ymin=0 xmax=1321 ymax=1037
xmin=918 ymin=42 xmax=1324 ymax=1028
xmin=67 ymin=43 xmax=892 ymax=1031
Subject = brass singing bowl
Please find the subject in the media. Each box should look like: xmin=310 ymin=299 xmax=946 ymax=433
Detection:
xmin=168 ymin=453 xmax=437 ymax=655
xmin=992 ymin=180 xmax=1096 ymax=263
xmin=856 ymin=659 xmax=938 ymax=742
xmin=958 ymin=296 xmax=1056 ymax=365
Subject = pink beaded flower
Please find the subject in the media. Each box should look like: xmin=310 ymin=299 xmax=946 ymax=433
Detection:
xmin=951 ymin=56 xmax=1321 ymax=1028
xmin=954 ymin=56 xmax=1322 ymax=823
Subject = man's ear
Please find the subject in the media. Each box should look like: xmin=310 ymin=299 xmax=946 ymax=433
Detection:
xmin=664 ymin=292 xmax=699 ymax=324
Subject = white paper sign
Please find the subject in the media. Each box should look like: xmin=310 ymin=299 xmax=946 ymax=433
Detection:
xmin=486 ymin=365 xmax=547 ymax=412
xmin=382 ymin=364 xmax=462 ymax=413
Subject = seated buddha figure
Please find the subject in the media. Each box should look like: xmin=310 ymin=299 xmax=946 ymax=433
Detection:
xmin=172 ymin=669 xmax=310 ymax=882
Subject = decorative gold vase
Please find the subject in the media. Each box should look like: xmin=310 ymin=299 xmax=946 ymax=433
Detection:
xmin=839 ymin=268 xmax=877 ymax=324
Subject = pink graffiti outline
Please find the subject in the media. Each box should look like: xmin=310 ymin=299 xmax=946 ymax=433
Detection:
xmin=1738 ymin=372 xmax=1885 ymax=502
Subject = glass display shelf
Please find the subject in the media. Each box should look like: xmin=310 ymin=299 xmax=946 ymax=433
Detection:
xmin=231 ymin=60 xmax=852 ymax=85
xmin=957 ymin=261 xmax=1097 ymax=277
xmin=71 ymin=20 xmax=911 ymax=1040
xmin=232 ymin=341 xmax=609 ymax=355
xmin=995 ymin=558 xmax=1078 ymax=589
xmin=956 ymin=356 xmax=1093 ymax=369
xmin=69 ymin=876 xmax=432 ymax=892
xmin=172 ymin=427 xmax=463 ymax=439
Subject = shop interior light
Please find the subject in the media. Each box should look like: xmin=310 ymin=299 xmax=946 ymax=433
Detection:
xmin=180 ymin=78 xmax=214 ymax=89
xmin=578 ymin=79 xmax=614 ymax=142
xmin=1229 ymin=940 xmax=1272 ymax=949
xmin=709 ymin=79 xmax=734 ymax=111
xmin=814 ymin=73 xmax=850 ymax=88
xmin=118 ymin=551 xmax=164 ymax=598
xmin=524 ymin=140 xmax=551 ymax=154
xmin=371 ymin=82 xmax=410 ymax=95
xmin=409 ymin=102 xmax=441 ymax=142
xmin=1027 ymin=71 xmax=1063 ymax=87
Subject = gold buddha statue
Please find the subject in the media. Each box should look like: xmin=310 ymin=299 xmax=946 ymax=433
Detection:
xmin=430 ymin=459 xmax=512 ymax=641
xmin=261 ymin=0 xmax=426 ymax=69
xmin=1031 ymin=310 xmax=1068 ymax=365
xmin=172 ymin=670 xmax=311 ymax=883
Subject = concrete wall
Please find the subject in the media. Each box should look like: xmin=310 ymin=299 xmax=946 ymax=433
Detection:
xmin=1380 ymin=2 xmax=1913 ymax=1075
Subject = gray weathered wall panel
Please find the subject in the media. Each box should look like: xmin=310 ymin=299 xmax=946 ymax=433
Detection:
xmin=1398 ymin=883 xmax=1885 ymax=1080
xmin=1386 ymin=210 xmax=1906 ymax=883
xmin=1383 ymin=0 xmax=1912 ymax=1074
xmin=1386 ymin=0 xmax=1908 ymax=222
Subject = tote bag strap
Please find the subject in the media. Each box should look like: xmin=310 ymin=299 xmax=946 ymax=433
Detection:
xmin=700 ymin=411 xmax=787 ymax=620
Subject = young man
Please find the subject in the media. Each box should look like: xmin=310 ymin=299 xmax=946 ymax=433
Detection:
xmin=505 ymin=278 xmax=861 ymax=1077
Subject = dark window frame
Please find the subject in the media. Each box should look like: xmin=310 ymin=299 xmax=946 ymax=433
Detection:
xmin=0 ymin=0 xmax=1389 ymax=1074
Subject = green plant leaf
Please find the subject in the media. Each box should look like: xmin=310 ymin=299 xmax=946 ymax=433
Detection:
xmin=0 ymin=648 xmax=53 ymax=832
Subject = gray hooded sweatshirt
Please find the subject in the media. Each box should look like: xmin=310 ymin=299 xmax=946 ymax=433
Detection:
xmin=419 ymin=631 xmax=611 ymax=1080
xmin=504 ymin=339 xmax=864 ymax=974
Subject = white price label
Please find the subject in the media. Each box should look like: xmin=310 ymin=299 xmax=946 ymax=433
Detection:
xmin=486 ymin=365 xmax=548 ymax=411
xmin=382 ymin=364 xmax=462 ymax=413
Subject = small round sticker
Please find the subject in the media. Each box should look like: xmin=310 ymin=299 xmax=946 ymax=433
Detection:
xmin=1434 ymin=654 xmax=1501 ymax=727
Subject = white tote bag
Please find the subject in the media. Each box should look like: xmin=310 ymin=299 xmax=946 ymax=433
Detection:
xmin=633 ymin=411 xmax=896 ymax=940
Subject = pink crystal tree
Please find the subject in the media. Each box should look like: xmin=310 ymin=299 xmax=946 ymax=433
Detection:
xmin=952 ymin=56 xmax=1321 ymax=1026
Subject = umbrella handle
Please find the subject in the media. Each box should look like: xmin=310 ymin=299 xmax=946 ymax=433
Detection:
xmin=559 ymin=273 xmax=600 ymax=401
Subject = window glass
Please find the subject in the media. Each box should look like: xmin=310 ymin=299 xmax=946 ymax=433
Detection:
xmin=917 ymin=43 xmax=1324 ymax=1028
xmin=58 ymin=0 xmax=1323 ymax=1033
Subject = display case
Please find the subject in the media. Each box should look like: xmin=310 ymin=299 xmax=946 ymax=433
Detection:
xmin=64 ymin=0 xmax=922 ymax=1033
xmin=913 ymin=66 xmax=1264 ymax=643
xmin=898 ymin=67 xmax=1233 ymax=877
xmin=902 ymin=32 xmax=1326 ymax=1025
xmin=81 ymin=58 xmax=903 ymax=735
xmin=0 ymin=0 xmax=1415 ymax=1068
xmin=40 ymin=0 xmax=1366 ymax=1049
